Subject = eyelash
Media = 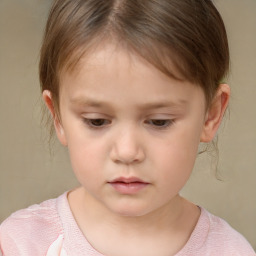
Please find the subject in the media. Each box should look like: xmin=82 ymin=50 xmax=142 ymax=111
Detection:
xmin=83 ymin=118 xmax=174 ymax=130
xmin=144 ymin=119 xmax=174 ymax=129
xmin=83 ymin=118 xmax=111 ymax=128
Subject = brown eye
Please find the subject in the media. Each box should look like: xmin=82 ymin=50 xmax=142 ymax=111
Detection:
xmin=83 ymin=118 xmax=111 ymax=128
xmin=145 ymin=119 xmax=174 ymax=129
xmin=90 ymin=119 xmax=106 ymax=126
xmin=151 ymin=120 xmax=169 ymax=126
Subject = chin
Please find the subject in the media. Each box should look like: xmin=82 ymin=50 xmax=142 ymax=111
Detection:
xmin=107 ymin=202 xmax=153 ymax=218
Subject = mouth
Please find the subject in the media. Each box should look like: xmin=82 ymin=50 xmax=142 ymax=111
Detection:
xmin=108 ymin=177 xmax=149 ymax=195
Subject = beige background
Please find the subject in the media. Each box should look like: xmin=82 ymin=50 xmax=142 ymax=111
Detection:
xmin=0 ymin=0 xmax=255 ymax=249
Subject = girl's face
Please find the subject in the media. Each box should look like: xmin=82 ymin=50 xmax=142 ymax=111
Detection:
xmin=46 ymin=44 xmax=211 ymax=217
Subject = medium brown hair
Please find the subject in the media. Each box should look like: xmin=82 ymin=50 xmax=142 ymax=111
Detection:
xmin=39 ymin=0 xmax=229 ymax=117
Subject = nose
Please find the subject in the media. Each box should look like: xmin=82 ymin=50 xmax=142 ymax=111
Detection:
xmin=110 ymin=126 xmax=145 ymax=165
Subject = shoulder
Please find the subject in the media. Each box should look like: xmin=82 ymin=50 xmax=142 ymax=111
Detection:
xmin=0 ymin=194 xmax=65 ymax=255
xmin=178 ymin=207 xmax=255 ymax=256
xmin=202 ymin=209 xmax=255 ymax=255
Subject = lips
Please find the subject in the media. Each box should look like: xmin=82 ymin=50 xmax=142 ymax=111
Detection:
xmin=108 ymin=177 xmax=149 ymax=195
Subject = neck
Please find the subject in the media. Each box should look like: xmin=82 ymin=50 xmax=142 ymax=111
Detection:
xmin=68 ymin=187 xmax=200 ymax=256
xmin=69 ymin=187 xmax=188 ymax=235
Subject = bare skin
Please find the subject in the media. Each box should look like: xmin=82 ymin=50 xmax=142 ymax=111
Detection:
xmin=68 ymin=187 xmax=200 ymax=256
xmin=43 ymin=44 xmax=229 ymax=255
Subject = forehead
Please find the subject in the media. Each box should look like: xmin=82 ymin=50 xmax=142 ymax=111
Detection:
xmin=62 ymin=43 xmax=183 ymax=86
xmin=62 ymin=39 xmax=186 ymax=81
xmin=59 ymin=43 xmax=205 ymax=109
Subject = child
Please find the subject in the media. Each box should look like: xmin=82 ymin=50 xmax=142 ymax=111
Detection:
xmin=0 ymin=0 xmax=255 ymax=255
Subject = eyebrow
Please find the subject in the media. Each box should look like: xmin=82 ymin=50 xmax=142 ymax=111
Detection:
xmin=70 ymin=97 xmax=111 ymax=108
xmin=137 ymin=100 xmax=188 ymax=110
xmin=69 ymin=96 xmax=188 ymax=110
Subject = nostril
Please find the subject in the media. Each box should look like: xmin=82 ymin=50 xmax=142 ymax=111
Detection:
xmin=109 ymin=132 xmax=145 ymax=164
xmin=110 ymin=147 xmax=145 ymax=165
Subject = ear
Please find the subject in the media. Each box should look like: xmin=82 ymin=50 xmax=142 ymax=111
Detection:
xmin=200 ymin=84 xmax=230 ymax=142
xmin=43 ymin=90 xmax=67 ymax=146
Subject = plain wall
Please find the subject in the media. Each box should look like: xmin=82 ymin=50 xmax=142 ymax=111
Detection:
xmin=0 ymin=0 xmax=255 ymax=249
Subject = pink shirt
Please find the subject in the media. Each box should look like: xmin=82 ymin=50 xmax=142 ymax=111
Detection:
xmin=0 ymin=192 xmax=255 ymax=256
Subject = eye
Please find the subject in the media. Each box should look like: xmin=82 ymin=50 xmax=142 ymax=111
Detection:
xmin=145 ymin=119 xmax=174 ymax=129
xmin=83 ymin=118 xmax=111 ymax=128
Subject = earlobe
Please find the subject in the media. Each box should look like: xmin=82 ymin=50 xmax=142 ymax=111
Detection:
xmin=200 ymin=84 xmax=230 ymax=142
xmin=42 ymin=90 xmax=67 ymax=146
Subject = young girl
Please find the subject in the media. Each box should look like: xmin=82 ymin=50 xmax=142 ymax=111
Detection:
xmin=0 ymin=0 xmax=255 ymax=255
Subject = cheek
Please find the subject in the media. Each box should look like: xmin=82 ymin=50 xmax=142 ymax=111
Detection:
xmin=153 ymin=128 xmax=201 ymax=184
xmin=64 ymin=118 xmax=106 ymax=166
xmin=66 ymin=133 xmax=107 ymax=184
xmin=154 ymin=147 xmax=196 ymax=197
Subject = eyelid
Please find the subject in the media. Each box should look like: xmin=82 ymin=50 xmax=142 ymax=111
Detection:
xmin=83 ymin=118 xmax=111 ymax=129
xmin=144 ymin=119 xmax=175 ymax=130
xmin=81 ymin=112 xmax=110 ymax=118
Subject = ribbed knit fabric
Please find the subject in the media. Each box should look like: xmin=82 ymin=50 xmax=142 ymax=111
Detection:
xmin=0 ymin=192 xmax=255 ymax=256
